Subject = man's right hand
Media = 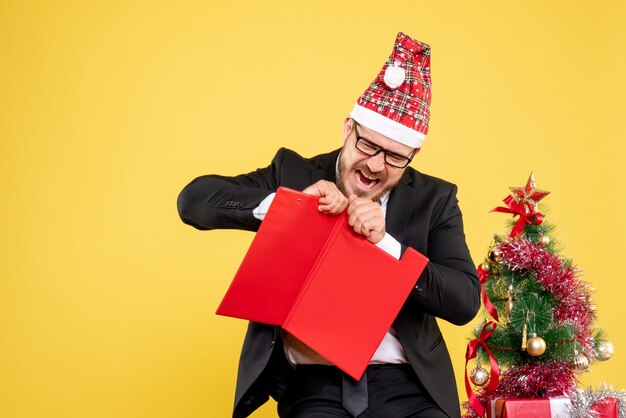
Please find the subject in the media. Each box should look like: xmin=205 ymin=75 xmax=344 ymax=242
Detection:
xmin=302 ymin=180 xmax=348 ymax=215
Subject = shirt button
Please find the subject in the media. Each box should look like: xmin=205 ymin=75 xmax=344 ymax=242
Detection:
xmin=415 ymin=285 xmax=423 ymax=292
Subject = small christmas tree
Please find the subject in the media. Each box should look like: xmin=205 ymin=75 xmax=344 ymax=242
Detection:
xmin=463 ymin=173 xmax=615 ymax=417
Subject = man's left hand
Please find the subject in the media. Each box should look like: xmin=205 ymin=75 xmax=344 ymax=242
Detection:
xmin=347 ymin=195 xmax=385 ymax=244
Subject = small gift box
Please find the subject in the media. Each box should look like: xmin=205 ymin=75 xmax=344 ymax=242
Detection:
xmin=590 ymin=397 xmax=618 ymax=418
xmin=487 ymin=397 xmax=572 ymax=418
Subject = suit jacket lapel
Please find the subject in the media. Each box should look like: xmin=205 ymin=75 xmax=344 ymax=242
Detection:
xmin=311 ymin=149 xmax=340 ymax=184
xmin=385 ymin=171 xmax=416 ymax=245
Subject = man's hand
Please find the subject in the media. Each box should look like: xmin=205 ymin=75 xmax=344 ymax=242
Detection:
xmin=347 ymin=194 xmax=385 ymax=244
xmin=302 ymin=180 xmax=349 ymax=215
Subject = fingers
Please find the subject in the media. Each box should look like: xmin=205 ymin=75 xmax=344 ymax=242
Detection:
xmin=348 ymin=203 xmax=379 ymax=234
xmin=302 ymin=182 xmax=385 ymax=242
xmin=302 ymin=181 xmax=324 ymax=197
xmin=347 ymin=197 xmax=385 ymax=244
xmin=319 ymin=194 xmax=348 ymax=214
xmin=302 ymin=180 xmax=348 ymax=215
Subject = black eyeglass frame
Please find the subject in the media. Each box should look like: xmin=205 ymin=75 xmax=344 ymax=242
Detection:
xmin=352 ymin=122 xmax=416 ymax=168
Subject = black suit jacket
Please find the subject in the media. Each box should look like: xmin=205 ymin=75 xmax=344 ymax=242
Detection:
xmin=177 ymin=148 xmax=481 ymax=418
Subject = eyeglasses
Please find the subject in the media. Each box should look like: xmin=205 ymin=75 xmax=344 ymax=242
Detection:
xmin=353 ymin=123 xmax=415 ymax=168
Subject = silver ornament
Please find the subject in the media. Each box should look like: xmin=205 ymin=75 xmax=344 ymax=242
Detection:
xmin=596 ymin=339 xmax=615 ymax=361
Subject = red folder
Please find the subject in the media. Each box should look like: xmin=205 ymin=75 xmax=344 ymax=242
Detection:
xmin=216 ymin=187 xmax=428 ymax=379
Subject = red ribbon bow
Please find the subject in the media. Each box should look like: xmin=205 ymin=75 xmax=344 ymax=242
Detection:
xmin=491 ymin=195 xmax=544 ymax=238
xmin=465 ymin=321 xmax=500 ymax=417
xmin=477 ymin=267 xmax=499 ymax=322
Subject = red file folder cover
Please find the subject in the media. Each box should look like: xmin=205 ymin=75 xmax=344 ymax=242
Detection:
xmin=216 ymin=187 xmax=429 ymax=379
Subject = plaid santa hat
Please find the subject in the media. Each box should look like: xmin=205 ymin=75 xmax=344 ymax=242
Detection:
xmin=350 ymin=32 xmax=432 ymax=148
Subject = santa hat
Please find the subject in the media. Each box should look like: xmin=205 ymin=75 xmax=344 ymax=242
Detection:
xmin=350 ymin=32 xmax=432 ymax=149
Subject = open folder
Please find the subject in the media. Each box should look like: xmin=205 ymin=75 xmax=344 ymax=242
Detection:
xmin=216 ymin=187 xmax=428 ymax=379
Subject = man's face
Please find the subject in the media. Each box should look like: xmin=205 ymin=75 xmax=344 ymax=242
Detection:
xmin=336 ymin=119 xmax=418 ymax=202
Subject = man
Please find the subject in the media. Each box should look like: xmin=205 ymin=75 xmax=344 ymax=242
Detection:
xmin=177 ymin=32 xmax=481 ymax=418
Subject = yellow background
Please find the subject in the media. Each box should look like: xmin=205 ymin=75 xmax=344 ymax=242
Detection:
xmin=2 ymin=1 xmax=625 ymax=417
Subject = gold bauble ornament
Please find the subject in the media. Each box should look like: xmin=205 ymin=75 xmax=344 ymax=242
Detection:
xmin=596 ymin=340 xmax=614 ymax=361
xmin=469 ymin=365 xmax=490 ymax=387
xmin=572 ymin=352 xmax=590 ymax=372
xmin=538 ymin=234 xmax=550 ymax=246
xmin=526 ymin=334 xmax=547 ymax=356
xmin=479 ymin=262 xmax=491 ymax=273
xmin=488 ymin=249 xmax=502 ymax=262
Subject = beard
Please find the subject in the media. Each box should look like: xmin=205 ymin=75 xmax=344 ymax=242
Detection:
xmin=335 ymin=150 xmax=397 ymax=203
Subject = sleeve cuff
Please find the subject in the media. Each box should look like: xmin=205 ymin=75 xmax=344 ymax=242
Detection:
xmin=252 ymin=193 xmax=276 ymax=221
xmin=376 ymin=232 xmax=402 ymax=260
